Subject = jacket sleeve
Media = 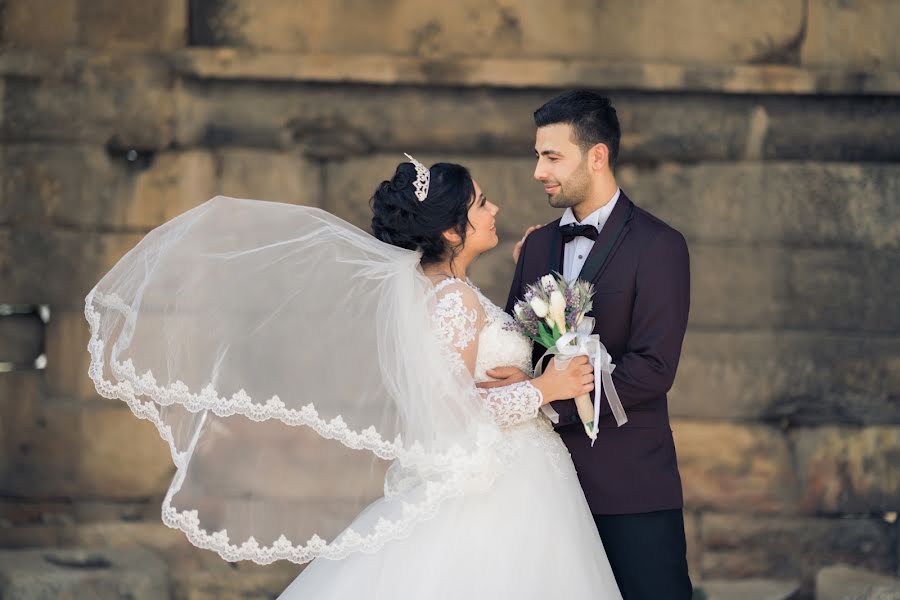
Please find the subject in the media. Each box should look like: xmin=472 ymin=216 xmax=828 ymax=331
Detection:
xmin=597 ymin=227 xmax=691 ymax=416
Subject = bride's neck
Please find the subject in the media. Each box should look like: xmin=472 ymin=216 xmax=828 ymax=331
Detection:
xmin=423 ymin=256 xmax=469 ymax=281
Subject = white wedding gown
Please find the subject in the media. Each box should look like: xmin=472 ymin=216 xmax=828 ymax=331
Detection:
xmin=278 ymin=278 xmax=622 ymax=599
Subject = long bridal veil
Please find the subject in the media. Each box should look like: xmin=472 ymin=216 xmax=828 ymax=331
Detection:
xmin=85 ymin=196 xmax=509 ymax=564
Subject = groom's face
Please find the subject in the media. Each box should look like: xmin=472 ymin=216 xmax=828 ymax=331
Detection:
xmin=533 ymin=124 xmax=591 ymax=210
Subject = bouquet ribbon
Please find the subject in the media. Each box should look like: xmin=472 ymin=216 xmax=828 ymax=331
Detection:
xmin=533 ymin=317 xmax=628 ymax=446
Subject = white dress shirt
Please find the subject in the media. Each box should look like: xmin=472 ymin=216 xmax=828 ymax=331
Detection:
xmin=559 ymin=188 xmax=621 ymax=281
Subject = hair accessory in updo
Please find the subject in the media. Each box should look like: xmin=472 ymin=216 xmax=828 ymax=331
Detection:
xmin=403 ymin=153 xmax=430 ymax=202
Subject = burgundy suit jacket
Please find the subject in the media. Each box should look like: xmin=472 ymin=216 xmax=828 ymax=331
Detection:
xmin=505 ymin=192 xmax=690 ymax=515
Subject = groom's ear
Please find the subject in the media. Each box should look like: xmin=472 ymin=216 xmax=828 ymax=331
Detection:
xmin=587 ymin=142 xmax=611 ymax=172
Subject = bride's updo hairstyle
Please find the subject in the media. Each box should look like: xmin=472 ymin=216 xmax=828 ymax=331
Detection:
xmin=371 ymin=161 xmax=476 ymax=266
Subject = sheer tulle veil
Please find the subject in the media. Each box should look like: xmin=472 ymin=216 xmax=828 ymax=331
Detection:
xmin=85 ymin=196 xmax=512 ymax=564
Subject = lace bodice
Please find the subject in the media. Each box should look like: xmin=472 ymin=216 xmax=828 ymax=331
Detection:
xmin=430 ymin=278 xmax=542 ymax=429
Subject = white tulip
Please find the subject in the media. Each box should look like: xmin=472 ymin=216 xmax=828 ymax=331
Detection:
xmin=529 ymin=297 xmax=549 ymax=318
xmin=549 ymin=290 xmax=566 ymax=332
xmin=540 ymin=274 xmax=559 ymax=293
xmin=514 ymin=303 xmax=526 ymax=320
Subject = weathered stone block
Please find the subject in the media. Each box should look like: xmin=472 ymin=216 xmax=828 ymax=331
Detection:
xmin=78 ymin=0 xmax=187 ymax=50
xmin=0 ymin=525 xmax=64 ymax=549
xmin=688 ymin=245 xmax=899 ymax=332
xmin=0 ymin=502 xmax=178 ymax=551
xmin=0 ymin=520 xmax=234 ymax=587
xmin=0 ymin=371 xmax=41 ymax=495
xmin=2 ymin=0 xmax=186 ymax=50
xmin=216 ymin=148 xmax=323 ymax=205
xmin=760 ymin=95 xmax=900 ymax=162
xmin=0 ymin=498 xmax=154 ymax=528
xmin=126 ymin=151 xmax=219 ymax=226
xmin=850 ymin=587 xmax=900 ymax=600
xmin=0 ymin=227 xmax=145 ymax=307
xmin=173 ymin=46 xmax=900 ymax=96
xmin=0 ymin=546 xmax=168 ymax=599
xmin=2 ymin=144 xmax=323 ymax=229
xmin=44 ymin=309 xmax=96 ymax=400
xmin=3 ymin=53 xmax=175 ymax=148
xmin=2 ymin=397 xmax=174 ymax=499
xmin=802 ymin=0 xmax=900 ymax=69
xmin=174 ymin=79 xmax=538 ymax=157
xmin=670 ymin=332 xmax=900 ymax=425
xmin=174 ymin=80 xmax=900 ymax=162
xmin=172 ymin=558 xmax=299 ymax=600
xmin=672 ymin=420 xmax=801 ymax=514
xmin=190 ymin=0 xmax=805 ymax=66
xmin=697 ymin=579 xmax=801 ymax=600
xmin=0 ymin=82 xmax=4 ymax=162
xmin=619 ymin=162 xmax=900 ymax=249
xmin=0 ymin=0 xmax=79 ymax=48
xmin=701 ymin=513 xmax=895 ymax=580
xmin=1 ymin=145 xmax=216 ymax=229
xmin=818 ymin=564 xmax=900 ymax=600
xmin=792 ymin=427 xmax=900 ymax=514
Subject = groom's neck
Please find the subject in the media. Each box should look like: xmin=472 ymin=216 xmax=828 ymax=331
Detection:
xmin=573 ymin=176 xmax=619 ymax=222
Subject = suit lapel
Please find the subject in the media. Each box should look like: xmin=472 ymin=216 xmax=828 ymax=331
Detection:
xmin=577 ymin=194 xmax=635 ymax=285
xmin=546 ymin=218 xmax=564 ymax=275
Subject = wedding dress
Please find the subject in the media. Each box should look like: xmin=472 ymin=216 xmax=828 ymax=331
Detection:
xmin=277 ymin=277 xmax=622 ymax=599
xmin=84 ymin=197 xmax=621 ymax=598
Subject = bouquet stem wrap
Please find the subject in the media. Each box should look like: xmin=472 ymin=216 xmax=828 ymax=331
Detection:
xmin=533 ymin=318 xmax=627 ymax=446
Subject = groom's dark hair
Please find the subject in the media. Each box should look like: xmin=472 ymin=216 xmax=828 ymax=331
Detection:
xmin=534 ymin=90 xmax=621 ymax=168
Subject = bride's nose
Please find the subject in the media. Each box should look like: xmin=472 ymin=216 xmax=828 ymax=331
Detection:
xmin=489 ymin=202 xmax=499 ymax=216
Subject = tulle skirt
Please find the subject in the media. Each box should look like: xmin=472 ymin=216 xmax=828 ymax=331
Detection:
xmin=278 ymin=419 xmax=623 ymax=600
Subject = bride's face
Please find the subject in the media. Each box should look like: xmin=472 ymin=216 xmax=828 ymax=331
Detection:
xmin=463 ymin=179 xmax=500 ymax=256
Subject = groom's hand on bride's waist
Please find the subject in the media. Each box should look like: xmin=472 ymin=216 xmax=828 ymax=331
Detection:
xmin=477 ymin=367 xmax=531 ymax=389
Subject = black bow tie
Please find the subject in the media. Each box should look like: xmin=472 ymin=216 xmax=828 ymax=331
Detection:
xmin=559 ymin=223 xmax=599 ymax=244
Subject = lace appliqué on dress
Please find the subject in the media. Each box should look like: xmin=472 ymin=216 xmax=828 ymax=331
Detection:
xmin=430 ymin=279 xmax=543 ymax=431
xmin=429 ymin=279 xmax=571 ymax=478
xmin=432 ymin=290 xmax=479 ymax=350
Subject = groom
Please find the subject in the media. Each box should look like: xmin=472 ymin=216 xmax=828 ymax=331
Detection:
xmin=484 ymin=90 xmax=693 ymax=599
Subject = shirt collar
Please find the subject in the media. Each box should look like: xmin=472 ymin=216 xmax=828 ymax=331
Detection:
xmin=559 ymin=188 xmax=621 ymax=228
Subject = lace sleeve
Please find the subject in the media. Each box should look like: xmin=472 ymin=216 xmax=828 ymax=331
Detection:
xmin=432 ymin=281 xmax=543 ymax=429
xmin=480 ymin=381 xmax=543 ymax=429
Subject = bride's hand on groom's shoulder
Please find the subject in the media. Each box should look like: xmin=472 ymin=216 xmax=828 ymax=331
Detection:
xmin=512 ymin=224 xmax=543 ymax=264
xmin=477 ymin=367 xmax=531 ymax=389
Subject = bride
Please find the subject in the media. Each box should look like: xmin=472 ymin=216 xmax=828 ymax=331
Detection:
xmin=85 ymin=155 xmax=622 ymax=599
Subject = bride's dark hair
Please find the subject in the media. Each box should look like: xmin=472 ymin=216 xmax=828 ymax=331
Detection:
xmin=370 ymin=161 xmax=476 ymax=266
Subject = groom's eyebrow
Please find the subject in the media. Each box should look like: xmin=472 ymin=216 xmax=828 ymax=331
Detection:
xmin=535 ymin=148 xmax=560 ymax=156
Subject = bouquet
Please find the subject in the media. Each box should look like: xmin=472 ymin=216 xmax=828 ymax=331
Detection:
xmin=506 ymin=273 xmax=627 ymax=444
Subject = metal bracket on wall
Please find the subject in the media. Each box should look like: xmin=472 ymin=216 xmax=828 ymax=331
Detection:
xmin=0 ymin=304 xmax=50 ymax=373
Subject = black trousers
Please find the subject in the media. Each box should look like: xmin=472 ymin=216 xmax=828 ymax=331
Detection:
xmin=593 ymin=509 xmax=693 ymax=600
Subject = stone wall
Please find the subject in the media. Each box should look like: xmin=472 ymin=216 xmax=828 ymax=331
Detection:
xmin=1 ymin=1 xmax=898 ymax=598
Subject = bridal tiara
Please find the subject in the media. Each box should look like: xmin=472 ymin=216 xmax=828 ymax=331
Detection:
xmin=403 ymin=153 xmax=430 ymax=202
